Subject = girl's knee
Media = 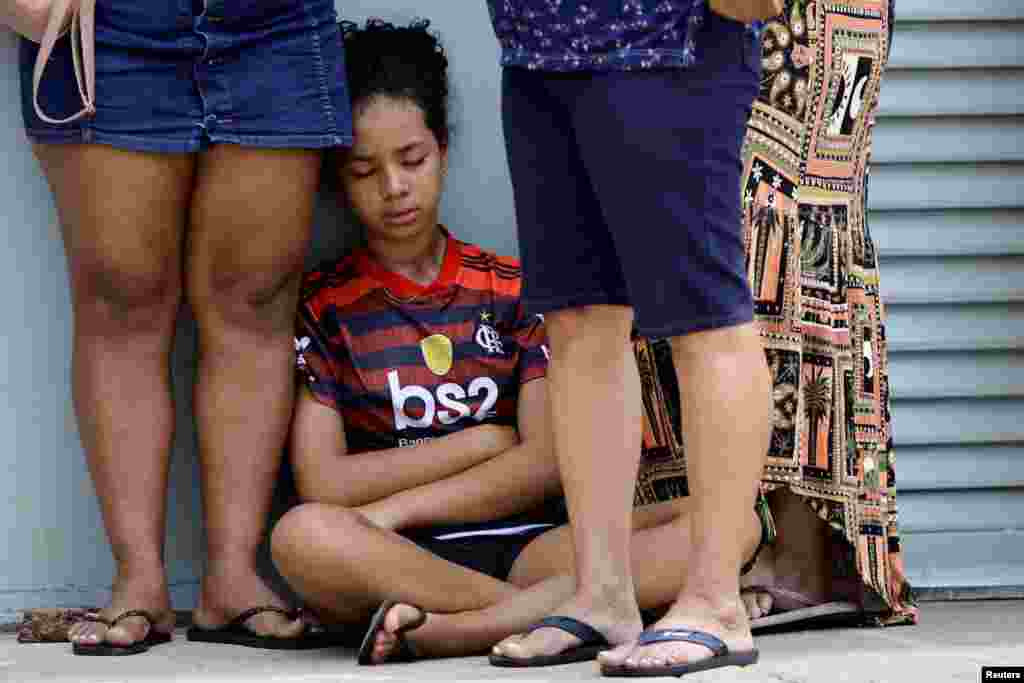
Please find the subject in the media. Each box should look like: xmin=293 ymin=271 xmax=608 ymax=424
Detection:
xmin=271 ymin=503 xmax=367 ymax=571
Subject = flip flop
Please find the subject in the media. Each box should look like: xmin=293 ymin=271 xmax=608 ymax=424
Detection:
xmin=489 ymin=615 xmax=611 ymax=667
xmin=357 ymin=601 xmax=426 ymax=665
xmin=600 ymin=628 xmax=758 ymax=677
xmin=746 ymin=585 xmax=861 ymax=631
xmin=72 ymin=610 xmax=173 ymax=656
xmin=186 ymin=606 xmax=338 ymax=650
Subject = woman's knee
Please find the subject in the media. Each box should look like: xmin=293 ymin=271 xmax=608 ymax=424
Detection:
xmin=71 ymin=253 xmax=181 ymax=335
xmin=544 ymin=305 xmax=634 ymax=359
xmin=188 ymin=241 xmax=307 ymax=336
xmin=37 ymin=145 xmax=192 ymax=335
xmin=186 ymin=146 xmax=318 ymax=335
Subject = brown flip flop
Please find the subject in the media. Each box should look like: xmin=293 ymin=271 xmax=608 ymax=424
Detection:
xmin=72 ymin=610 xmax=173 ymax=656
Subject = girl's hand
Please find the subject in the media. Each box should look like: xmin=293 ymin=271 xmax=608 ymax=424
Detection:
xmin=355 ymin=500 xmax=406 ymax=532
xmin=481 ymin=423 xmax=520 ymax=453
xmin=709 ymin=0 xmax=784 ymax=23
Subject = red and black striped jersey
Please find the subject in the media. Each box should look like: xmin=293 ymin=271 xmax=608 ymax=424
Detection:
xmin=296 ymin=230 xmax=548 ymax=455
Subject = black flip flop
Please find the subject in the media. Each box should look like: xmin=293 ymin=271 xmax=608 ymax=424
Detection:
xmin=357 ymin=601 xmax=426 ymax=665
xmin=186 ymin=606 xmax=338 ymax=650
xmin=72 ymin=610 xmax=173 ymax=656
xmin=489 ymin=615 xmax=611 ymax=667
xmin=600 ymin=628 xmax=759 ymax=677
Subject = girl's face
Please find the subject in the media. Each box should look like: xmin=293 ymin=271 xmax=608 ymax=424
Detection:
xmin=339 ymin=95 xmax=447 ymax=244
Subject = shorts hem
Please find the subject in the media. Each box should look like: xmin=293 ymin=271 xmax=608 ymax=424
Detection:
xmin=208 ymin=131 xmax=353 ymax=149
xmin=637 ymin=309 xmax=754 ymax=340
xmin=24 ymin=128 xmax=353 ymax=152
xmin=25 ymin=127 xmax=204 ymax=153
xmin=524 ymin=291 xmax=632 ymax=317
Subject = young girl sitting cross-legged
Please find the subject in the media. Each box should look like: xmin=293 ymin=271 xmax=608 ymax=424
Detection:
xmin=270 ymin=19 xmax=782 ymax=668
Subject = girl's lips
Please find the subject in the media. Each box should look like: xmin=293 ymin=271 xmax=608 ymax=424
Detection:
xmin=384 ymin=208 xmax=419 ymax=225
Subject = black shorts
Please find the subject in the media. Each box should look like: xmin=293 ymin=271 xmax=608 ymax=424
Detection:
xmin=399 ymin=499 xmax=568 ymax=582
xmin=401 ymin=525 xmax=554 ymax=582
xmin=501 ymin=11 xmax=761 ymax=338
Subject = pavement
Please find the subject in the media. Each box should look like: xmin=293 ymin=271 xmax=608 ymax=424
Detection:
xmin=2 ymin=601 xmax=1021 ymax=682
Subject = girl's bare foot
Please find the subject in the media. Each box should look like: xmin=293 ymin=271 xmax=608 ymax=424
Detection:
xmin=369 ymin=603 xmax=426 ymax=664
xmin=740 ymin=491 xmax=832 ymax=619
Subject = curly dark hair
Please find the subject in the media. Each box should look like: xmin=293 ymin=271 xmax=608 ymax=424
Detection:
xmin=340 ymin=18 xmax=450 ymax=145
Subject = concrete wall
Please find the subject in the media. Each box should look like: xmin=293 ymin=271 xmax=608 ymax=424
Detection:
xmin=0 ymin=1 xmax=514 ymax=623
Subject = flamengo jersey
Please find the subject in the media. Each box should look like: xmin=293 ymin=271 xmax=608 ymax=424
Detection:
xmin=296 ymin=231 xmax=548 ymax=455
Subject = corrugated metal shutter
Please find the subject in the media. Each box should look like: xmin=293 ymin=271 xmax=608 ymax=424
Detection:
xmin=874 ymin=0 xmax=1024 ymax=594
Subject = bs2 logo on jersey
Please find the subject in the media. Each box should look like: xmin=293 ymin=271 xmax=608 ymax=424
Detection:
xmin=388 ymin=371 xmax=499 ymax=431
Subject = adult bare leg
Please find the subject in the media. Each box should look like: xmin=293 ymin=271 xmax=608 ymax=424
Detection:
xmin=599 ymin=322 xmax=771 ymax=671
xmin=186 ymin=145 xmax=320 ymax=637
xmin=495 ymin=304 xmax=644 ymax=658
xmin=35 ymin=144 xmax=194 ymax=647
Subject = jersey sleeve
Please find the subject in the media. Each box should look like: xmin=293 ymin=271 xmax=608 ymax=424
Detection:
xmin=295 ymin=299 xmax=344 ymax=413
xmin=513 ymin=305 xmax=549 ymax=385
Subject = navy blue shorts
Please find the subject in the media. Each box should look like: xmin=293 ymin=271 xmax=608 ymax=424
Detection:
xmin=501 ymin=11 xmax=760 ymax=338
xmin=399 ymin=499 xmax=568 ymax=581
xmin=19 ymin=0 xmax=352 ymax=153
xmin=402 ymin=525 xmax=553 ymax=582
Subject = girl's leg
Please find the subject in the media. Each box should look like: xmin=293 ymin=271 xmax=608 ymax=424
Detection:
xmin=35 ymin=143 xmax=194 ymax=646
xmin=185 ymin=144 xmax=321 ymax=637
xmin=269 ymin=503 xmax=521 ymax=624
xmin=371 ymin=497 xmax=763 ymax=660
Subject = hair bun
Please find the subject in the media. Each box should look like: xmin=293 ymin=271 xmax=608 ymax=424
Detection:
xmin=341 ymin=18 xmax=451 ymax=143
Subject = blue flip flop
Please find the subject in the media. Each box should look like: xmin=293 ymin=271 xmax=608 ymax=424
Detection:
xmin=489 ymin=615 xmax=611 ymax=667
xmin=600 ymin=628 xmax=759 ymax=677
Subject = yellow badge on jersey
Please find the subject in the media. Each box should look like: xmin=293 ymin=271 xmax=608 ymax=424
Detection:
xmin=420 ymin=334 xmax=454 ymax=376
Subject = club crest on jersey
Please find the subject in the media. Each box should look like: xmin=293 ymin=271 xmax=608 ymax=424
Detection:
xmin=475 ymin=313 xmax=504 ymax=355
xmin=420 ymin=334 xmax=454 ymax=376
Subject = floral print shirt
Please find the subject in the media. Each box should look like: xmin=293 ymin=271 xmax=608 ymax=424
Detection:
xmin=487 ymin=0 xmax=722 ymax=72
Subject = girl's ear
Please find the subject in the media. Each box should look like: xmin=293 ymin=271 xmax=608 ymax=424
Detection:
xmin=439 ymin=141 xmax=449 ymax=177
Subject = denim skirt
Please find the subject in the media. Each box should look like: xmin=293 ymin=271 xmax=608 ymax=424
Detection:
xmin=20 ymin=0 xmax=352 ymax=152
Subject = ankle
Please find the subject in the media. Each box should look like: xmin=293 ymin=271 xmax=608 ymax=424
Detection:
xmin=202 ymin=551 xmax=260 ymax=582
xmin=111 ymin=557 xmax=167 ymax=588
xmin=670 ymin=592 xmax=748 ymax=631
xmin=576 ymin=582 xmax=642 ymax=622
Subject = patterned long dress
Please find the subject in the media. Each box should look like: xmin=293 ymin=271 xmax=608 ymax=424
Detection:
xmin=632 ymin=0 xmax=918 ymax=627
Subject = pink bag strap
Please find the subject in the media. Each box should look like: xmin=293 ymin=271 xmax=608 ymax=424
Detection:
xmin=32 ymin=0 xmax=96 ymax=125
